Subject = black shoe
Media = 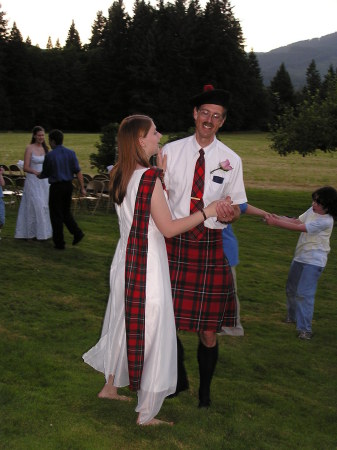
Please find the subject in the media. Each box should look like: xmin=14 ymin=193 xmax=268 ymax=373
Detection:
xmin=54 ymin=245 xmax=65 ymax=250
xmin=72 ymin=232 xmax=84 ymax=245
xmin=167 ymin=380 xmax=189 ymax=399
xmin=198 ymin=399 xmax=211 ymax=408
xmin=198 ymin=387 xmax=211 ymax=408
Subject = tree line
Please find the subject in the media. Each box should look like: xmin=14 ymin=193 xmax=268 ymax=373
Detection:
xmin=0 ymin=0 xmax=336 ymax=159
xmin=0 ymin=0 xmax=269 ymax=132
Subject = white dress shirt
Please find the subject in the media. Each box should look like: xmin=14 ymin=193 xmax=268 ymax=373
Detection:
xmin=162 ymin=135 xmax=247 ymax=229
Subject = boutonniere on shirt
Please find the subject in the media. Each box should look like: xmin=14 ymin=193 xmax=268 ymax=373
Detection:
xmin=210 ymin=159 xmax=233 ymax=174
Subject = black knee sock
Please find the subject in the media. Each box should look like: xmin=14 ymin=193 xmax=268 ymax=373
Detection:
xmin=197 ymin=340 xmax=218 ymax=407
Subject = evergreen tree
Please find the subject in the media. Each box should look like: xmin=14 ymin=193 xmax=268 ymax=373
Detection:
xmin=23 ymin=45 xmax=55 ymax=127
xmin=182 ymin=0 xmax=204 ymax=101
xmin=0 ymin=4 xmax=10 ymax=129
xmin=103 ymin=1 xmax=129 ymax=53
xmin=89 ymin=11 xmax=107 ymax=48
xmin=320 ymin=64 xmax=337 ymax=100
xmin=127 ymin=0 xmax=157 ymax=117
xmin=269 ymin=63 xmax=295 ymax=121
xmin=198 ymin=0 xmax=249 ymax=129
xmin=90 ymin=122 xmax=119 ymax=171
xmin=26 ymin=36 xmax=32 ymax=45
xmin=65 ymin=20 xmax=82 ymax=50
xmin=5 ymin=30 xmax=35 ymax=128
xmin=95 ymin=1 xmax=130 ymax=124
xmin=46 ymin=36 xmax=53 ymax=49
xmin=269 ymin=63 xmax=295 ymax=105
xmin=149 ymin=0 xmax=204 ymax=129
xmin=42 ymin=49 xmax=69 ymax=129
xmin=0 ymin=4 xmax=8 ymax=42
xmin=241 ymin=51 xmax=270 ymax=129
xmin=59 ymin=45 xmax=90 ymax=129
xmin=9 ymin=22 xmax=23 ymax=42
xmin=303 ymin=59 xmax=321 ymax=98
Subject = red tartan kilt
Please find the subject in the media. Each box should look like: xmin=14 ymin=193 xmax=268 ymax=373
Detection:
xmin=166 ymin=228 xmax=237 ymax=332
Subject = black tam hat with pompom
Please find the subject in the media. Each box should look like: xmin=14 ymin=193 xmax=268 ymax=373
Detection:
xmin=190 ymin=84 xmax=231 ymax=109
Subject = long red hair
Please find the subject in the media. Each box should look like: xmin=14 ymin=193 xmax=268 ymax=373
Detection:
xmin=110 ymin=115 xmax=152 ymax=205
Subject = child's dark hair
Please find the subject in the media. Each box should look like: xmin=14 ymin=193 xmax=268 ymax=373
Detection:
xmin=312 ymin=186 xmax=337 ymax=219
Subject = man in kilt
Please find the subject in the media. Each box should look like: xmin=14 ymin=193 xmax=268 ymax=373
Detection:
xmin=161 ymin=85 xmax=247 ymax=408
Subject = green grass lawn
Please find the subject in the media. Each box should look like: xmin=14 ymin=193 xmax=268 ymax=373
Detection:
xmin=1 ymin=191 xmax=337 ymax=449
xmin=1 ymin=131 xmax=337 ymax=191
xmin=1 ymin=133 xmax=337 ymax=449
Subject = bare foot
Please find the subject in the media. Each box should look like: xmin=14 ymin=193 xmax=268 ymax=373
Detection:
xmin=138 ymin=418 xmax=174 ymax=426
xmin=98 ymin=384 xmax=131 ymax=402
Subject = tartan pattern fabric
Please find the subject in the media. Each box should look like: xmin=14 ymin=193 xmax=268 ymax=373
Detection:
xmin=124 ymin=167 xmax=163 ymax=391
xmin=166 ymin=228 xmax=237 ymax=332
xmin=189 ymin=149 xmax=205 ymax=240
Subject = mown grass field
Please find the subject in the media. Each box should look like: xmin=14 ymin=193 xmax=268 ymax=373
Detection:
xmin=1 ymin=132 xmax=337 ymax=449
xmin=1 ymin=131 xmax=337 ymax=190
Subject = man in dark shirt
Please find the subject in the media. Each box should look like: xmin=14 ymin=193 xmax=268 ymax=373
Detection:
xmin=39 ymin=129 xmax=86 ymax=250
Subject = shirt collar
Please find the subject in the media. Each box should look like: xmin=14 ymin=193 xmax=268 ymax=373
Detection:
xmin=192 ymin=135 xmax=217 ymax=156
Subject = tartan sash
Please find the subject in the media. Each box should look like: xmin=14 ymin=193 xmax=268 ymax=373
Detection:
xmin=190 ymin=149 xmax=205 ymax=240
xmin=124 ymin=167 xmax=163 ymax=391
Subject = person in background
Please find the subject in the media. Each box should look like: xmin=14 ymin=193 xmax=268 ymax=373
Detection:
xmin=160 ymin=84 xmax=247 ymax=408
xmin=219 ymin=203 xmax=269 ymax=336
xmin=0 ymin=166 xmax=5 ymax=239
xmin=82 ymin=115 xmax=222 ymax=426
xmin=15 ymin=126 xmax=52 ymax=241
xmin=265 ymin=186 xmax=337 ymax=340
xmin=38 ymin=129 xmax=85 ymax=250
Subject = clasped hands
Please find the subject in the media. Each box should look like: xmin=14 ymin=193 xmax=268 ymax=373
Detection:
xmin=263 ymin=213 xmax=280 ymax=226
xmin=216 ymin=196 xmax=237 ymax=223
xmin=157 ymin=150 xmax=236 ymax=223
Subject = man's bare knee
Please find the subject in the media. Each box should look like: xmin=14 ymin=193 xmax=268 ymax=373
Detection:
xmin=199 ymin=331 xmax=217 ymax=347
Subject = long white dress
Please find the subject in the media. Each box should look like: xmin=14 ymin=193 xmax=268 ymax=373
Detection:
xmin=83 ymin=168 xmax=177 ymax=424
xmin=15 ymin=153 xmax=52 ymax=240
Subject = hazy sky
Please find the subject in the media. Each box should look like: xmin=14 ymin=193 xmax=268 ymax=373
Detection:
xmin=2 ymin=0 xmax=337 ymax=52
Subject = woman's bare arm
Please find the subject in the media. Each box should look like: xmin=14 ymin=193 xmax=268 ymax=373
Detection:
xmin=150 ymin=178 xmax=218 ymax=238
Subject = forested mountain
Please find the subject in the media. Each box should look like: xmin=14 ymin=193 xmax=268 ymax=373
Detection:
xmin=256 ymin=32 xmax=337 ymax=88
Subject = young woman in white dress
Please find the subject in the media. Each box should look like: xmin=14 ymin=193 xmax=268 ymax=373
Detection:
xmin=82 ymin=115 xmax=222 ymax=426
xmin=15 ymin=126 xmax=52 ymax=240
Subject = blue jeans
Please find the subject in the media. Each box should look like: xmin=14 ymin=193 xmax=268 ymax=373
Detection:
xmin=286 ymin=260 xmax=323 ymax=332
xmin=0 ymin=197 xmax=5 ymax=227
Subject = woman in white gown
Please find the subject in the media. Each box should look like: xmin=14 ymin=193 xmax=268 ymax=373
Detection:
xmin=15 ymin=126 xmax=52 ymax=240
xmin=82 ymin=115 xmax=220 ymax=426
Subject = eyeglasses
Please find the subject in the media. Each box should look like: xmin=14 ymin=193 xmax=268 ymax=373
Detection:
xmin=198 ymin=109 xmax=224 ymax=122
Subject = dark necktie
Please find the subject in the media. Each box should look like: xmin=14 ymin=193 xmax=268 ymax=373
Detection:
xmin=190 ymin=149 xmax=205 ymax=240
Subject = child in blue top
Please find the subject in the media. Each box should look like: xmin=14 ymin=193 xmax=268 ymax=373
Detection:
xmin=0 ymin=167 xmax=5 ymax=239
xmin=265 ymin=186 xmax=337 ymax=340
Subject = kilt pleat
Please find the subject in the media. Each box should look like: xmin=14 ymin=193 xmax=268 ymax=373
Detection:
xmin=166 ymin=228 xmax=237 ymax=332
